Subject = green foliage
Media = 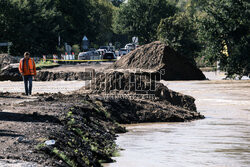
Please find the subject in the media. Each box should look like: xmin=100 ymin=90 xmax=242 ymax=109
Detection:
xmin=197 ymin=0 xmax=250 ymax=77
xmin=52 ymin=148 xmax=77 ymax=167
xmin=157 ymin=13 xmax=201 ymax=62
xmin=113 ymin=0 xmax=178 ymax=43
xmin=56 ymin=45 xmax=65 ymax=54
xmin=0 ymin=0 xmax=115 ymax=56
xmin=35 ymin=143 xmax=46 ymax=150
xmin=72 ymin=44 xmax=80 ymax=55
xmin=36 ymin=60 xmax=59 ymax=69
xmin=0 ymin=0 xmax=59 ymax=55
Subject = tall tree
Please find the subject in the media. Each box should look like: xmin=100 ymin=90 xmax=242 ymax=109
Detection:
xmin=197 ymin=0 xmax=250 ymax=77
xmin=0 ymin=0 xmax=116 ymax=55
xmin=113 ymin=0 xmax=177 ymax=44
xmin=0 ymin=0 xmax=59 ymax=55
xmin=157 ymin=13 xmax=201 ymax=63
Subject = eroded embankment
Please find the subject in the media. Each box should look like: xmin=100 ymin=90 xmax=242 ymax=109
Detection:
xmin=0 ymin=92 xmax=125 ymax=167
xmin=0 ymin=67 xmax=93 ymax=81
xmin=0 ymin=90 xmax=203 ymax=167
xmin=0 ymin=65 xmax=98 ymax=81
xmin=35 ymin=71 xmax=93 ymax=81
xmin=0 ymin=71 xmax=204 ymax=166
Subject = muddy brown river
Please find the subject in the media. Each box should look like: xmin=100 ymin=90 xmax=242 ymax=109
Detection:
xmin=104 ymin=72 xmax=250 ymax=167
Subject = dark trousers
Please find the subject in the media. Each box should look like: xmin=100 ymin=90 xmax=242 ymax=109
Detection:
xmin=23 ymin=75 xmax=33 ymax=95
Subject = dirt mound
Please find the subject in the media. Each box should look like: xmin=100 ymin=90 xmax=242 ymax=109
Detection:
xmin=79 ymin=71 xmax=204 ymax=121
xmin=0 ymin=63 xmax=22 ymax=81
xmin=110 ymin=41 xmax=206 ymax=80
xmin=0 ymin=88 xmax=203 ymax=166
xmin=0 ymin=92 xmax=124 ymax=167
xmin=0 ymin=54 xmax=18 ymax=70
xmin=35 ymin=71 xmax=93 ymax=81
xmin=0 ymin=67 xmax=93 ymax=81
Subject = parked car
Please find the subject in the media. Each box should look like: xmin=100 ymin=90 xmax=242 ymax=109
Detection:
xmin=99 ymin=46 xmax=115 ymax=52
xmin=125 ymin=43 xmax=135 ymax=50
xmin=102 ymin=52 xmax=117 ymax=61
xmin=109 ymin=46 xmax=115 ymax=52
xmin=96 ymin=49 xmax=107 ymax=56
xmin=119 ymin=48 xmax=129 ymax=56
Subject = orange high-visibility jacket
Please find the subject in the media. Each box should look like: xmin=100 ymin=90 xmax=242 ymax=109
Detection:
xmin=19 ymin=58 xmax=37 ymax=76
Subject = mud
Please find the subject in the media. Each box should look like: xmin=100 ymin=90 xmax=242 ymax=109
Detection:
xmin=81 ymin=71 xmax=199 ymax=113
xmin=110 ymin=41 xmax=206 ymax=80
xmin=0 ymin=54 xmax=18 ymax=70
xmin=0 ymin=64 xmax=110 ymax=81
xmin=0 ymin=77 xmax=203 ymax=166
xmin=0 ymin=69 xmax=204 ymax=166
xmin=0 ymin=64 xmax=22 ymax=81
xmin=0 ymin=92 xmax=125 ymax=167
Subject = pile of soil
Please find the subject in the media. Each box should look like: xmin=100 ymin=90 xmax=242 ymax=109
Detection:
xmin=0 ymin=67 xmax=93 ymax=81
xmin=0 ymin=66 xmax=205 ymax=166
xmin=0 ymin=64 xmax=97 ymax=81
xmin=0 ymin=72 xmax=204 ymax=167
xmin=80 ymin=71 xmax=204 ymax=122
xmin=35 ymin=71 xmax=93 ymax=81
xmin=0 ymin=64 xmax=22 ymax=81
xmin=110 ymin=41 xmax=206 ymax=80
xmin=0 ymin=92 xmax=125 ymax=167
xmin=0 ymin=54 xmax=18 ymax=70
xmin=0 ymin=88 xmax=203 ymax=166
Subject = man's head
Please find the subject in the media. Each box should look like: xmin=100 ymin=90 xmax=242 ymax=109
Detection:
xmin=24 ymin=52 xmax=30 ymax=59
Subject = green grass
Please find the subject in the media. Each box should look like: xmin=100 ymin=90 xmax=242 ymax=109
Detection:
xmin=35 ymin=143 xmax=46 ymax=150
xmin=36 ymin=60 xmax=59 ymax=69
xmin=52 ymin=148 xmax=77 ymax=167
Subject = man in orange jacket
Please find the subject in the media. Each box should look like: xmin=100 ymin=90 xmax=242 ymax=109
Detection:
xmin=19 ymin=52 xmax=37 ymax=95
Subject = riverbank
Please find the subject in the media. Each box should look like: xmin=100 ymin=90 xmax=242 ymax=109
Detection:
xmin=0 ymin=72 xmax=204 ymax=166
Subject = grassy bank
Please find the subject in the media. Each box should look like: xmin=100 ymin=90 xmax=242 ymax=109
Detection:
xmin=36 ymin=61 xmax=60 ymax=70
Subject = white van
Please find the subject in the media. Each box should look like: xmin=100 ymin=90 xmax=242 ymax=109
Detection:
xmin=125 ymin=43 xmax=135 ymax=50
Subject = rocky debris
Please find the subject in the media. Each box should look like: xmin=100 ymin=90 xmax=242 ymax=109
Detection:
xmin=110 ymin=41 xmax=206 ymax=80
xmin=0 ymin=64 xmax=22 ymax=81
xmin=0 ymin=54 xmax=18 ymax=70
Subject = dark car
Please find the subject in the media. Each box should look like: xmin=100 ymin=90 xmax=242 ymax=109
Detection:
xmin=102 ymin=52 xmax=116 ymax=61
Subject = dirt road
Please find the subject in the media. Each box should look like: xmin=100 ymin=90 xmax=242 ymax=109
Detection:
xmin=0 ymin=81 xmax=86 ymax=94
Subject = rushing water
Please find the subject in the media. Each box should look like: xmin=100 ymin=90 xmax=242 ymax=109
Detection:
xmin=104 ymin=72 xmax=250 ymax=167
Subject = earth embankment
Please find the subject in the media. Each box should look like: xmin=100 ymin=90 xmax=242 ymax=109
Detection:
xmin=110 ymin=41 xmax=206 ymax=80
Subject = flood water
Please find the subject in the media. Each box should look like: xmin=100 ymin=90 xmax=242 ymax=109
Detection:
xmin=104 ymin=72 xmax=250 ymax=167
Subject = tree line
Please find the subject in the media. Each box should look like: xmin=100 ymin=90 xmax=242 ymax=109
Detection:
xmin=0 ymin=0 xmax=249 ymax=77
